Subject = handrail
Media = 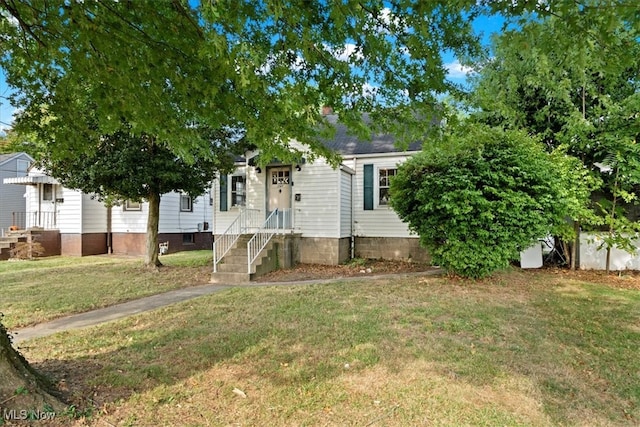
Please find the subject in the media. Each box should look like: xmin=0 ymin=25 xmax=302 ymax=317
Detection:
xmin=247 ymin=209 xmax=289 ymax=274
xmin=213 ymin=208 xmax=261 ymax=273
xmin=10 ymin=211 xmax=57 ymax=230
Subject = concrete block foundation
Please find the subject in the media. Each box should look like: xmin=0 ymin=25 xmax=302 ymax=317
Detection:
xmin=354 ymin=237 xmax=430 ymax=263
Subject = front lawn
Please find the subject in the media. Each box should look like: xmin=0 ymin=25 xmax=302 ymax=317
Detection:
xmin=0 ymin=251 xmax=213 ymax=329
xmin=19 ymin=269 xmax=640 ymax=426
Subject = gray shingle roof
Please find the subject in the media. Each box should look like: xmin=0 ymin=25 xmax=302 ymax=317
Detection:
xmin=0 ymin=153 xmax=16 ymax=164
xmin=321 ymin=115 xmax=422 ymax=155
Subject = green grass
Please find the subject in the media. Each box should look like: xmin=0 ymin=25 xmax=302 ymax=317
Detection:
xmin=18 ymin=270 xmax=640 ymax=426
xmin=0 ymin=251 xmax=212 ymax=328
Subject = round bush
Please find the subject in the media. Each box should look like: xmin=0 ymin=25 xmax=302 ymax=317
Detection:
xmin=390 ymin=124 xmax=566 ymax=278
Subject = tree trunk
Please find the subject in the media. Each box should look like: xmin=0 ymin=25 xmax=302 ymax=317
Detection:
xmin=0 ymin=323 xmax=65 ymax=415
xmin=144 ymin=192 xmax=162 ymax=267
xmin=571 ymin=221 xmax=580 ymax=270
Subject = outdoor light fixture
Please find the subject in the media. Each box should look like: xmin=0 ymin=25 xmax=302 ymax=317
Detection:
xmin=295 ymin=164 xmax=302 ymax=171
xmin=255 ymin=167 xmax=262 ymax=173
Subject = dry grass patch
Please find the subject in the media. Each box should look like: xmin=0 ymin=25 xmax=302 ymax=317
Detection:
xmin=14 ymin=271 xmax=640 ymax=426
xmin=0 ymin=251 xmax=212 ymax=329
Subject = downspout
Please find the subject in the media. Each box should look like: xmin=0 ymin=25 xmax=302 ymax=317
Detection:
xmin=351 ymin=157 xmax=356 ymax=259
xmin=106 ymin=204 xmax=112 ymax=254
xmin=37 ymin=184 xmax=42 ymax=227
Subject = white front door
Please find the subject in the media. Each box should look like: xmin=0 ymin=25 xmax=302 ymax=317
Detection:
xmin=268 ymin=166 xmax=292 ymax=227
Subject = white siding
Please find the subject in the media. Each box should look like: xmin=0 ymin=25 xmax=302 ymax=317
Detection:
xmin=213 ymin=166 xmax=267 ymax=234
xmin=580 ymin=233 xmax=640 ymax=270
xmin=81 ymin=194 xmax=108 ymax=233
xmin=111 ymin=201 xmax=147 ymax=233
xmin=339 ymin=169 xmax=352 ymax=238
xmin=291 ymin=158 xmax=341 ymax=238
xmin=56 ymin=187 xmax=84 ymax=233
xmin=110 ymin=191 xmax=211 ymax=234
xmin=0 ymin=154 xmax=31 ymax=231
xmin=158 ymin=192 xmax=211 ymax=233
xmin=352 ymin=154 xmax=416 ymax=238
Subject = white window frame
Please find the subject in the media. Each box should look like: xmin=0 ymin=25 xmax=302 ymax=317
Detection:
xmin=377 ymin=167 xmax=397 ymax=207
xmin=231 ymin=174 xmax=247 ymax=207
xmin=42 ymin=184 xmax=54 ymax=201
xmin=16 ymin=159 xmax=29 ymax=177
xmin=180 ymin=194 xmax=193 ymax=212
xmin=124 ymin=200 xmax=142 ymax=211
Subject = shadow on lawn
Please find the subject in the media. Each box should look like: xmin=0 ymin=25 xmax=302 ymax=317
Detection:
xmin=24 ymin=277 xmax=640 ymax=425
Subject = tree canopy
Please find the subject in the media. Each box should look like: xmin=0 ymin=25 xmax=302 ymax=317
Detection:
xmin=0 ymin=0 xmax=487 ymax=160
xmin=465 ymin=3 xmax=640 ymax=269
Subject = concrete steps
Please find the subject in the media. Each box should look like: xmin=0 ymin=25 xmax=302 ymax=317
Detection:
xmin=211 ymin=234 xmax=277 ymax=284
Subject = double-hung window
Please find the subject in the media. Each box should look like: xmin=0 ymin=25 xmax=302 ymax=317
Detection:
xmin=231 ymin=175 xmax=246 ymax=207
xmin=180 ymin=194 xmax=193 ymax=212
xmin=363 ymin=165 xmax=397 ymax=210
xmin=378 ymin=168 xmax=397 ymax=206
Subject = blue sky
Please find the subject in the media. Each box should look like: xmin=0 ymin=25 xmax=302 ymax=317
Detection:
xmin=0 ymin=12 xmax=504 ymax=134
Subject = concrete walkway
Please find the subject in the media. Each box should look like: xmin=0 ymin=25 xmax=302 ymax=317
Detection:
xmin=12 ymin=270 xmax=440 ymax=343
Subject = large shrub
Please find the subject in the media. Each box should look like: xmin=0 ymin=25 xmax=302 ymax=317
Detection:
xmin=390 ymin=124 xmax=567 ymax=278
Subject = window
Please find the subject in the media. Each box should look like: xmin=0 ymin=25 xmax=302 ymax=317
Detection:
xmin=180 ymin=194 xmax=193 ymax=212
xmin=231 ymin=175 xmax=246 ymax=207
xmin=16 ymin=159 xmax=29 ymax=177
xmin=124 ymin=200 xmax=142 ymax=211
xmin=182 ymin=233 xmax=195 ymax=244
xmin=378 ymin=168 xmax=397 ymax=205
xmin=42 ymin=184 xmax=53 ymax=201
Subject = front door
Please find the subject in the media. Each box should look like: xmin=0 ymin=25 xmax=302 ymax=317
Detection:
xmin=268 ymin=166 xmax=292 ymax=228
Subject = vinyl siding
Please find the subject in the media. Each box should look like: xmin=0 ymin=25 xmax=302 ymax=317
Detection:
xmin=0 ymin=155 xmax=31 ymax=230
xmin=111 ymin=191 xmax=211 ymax=233
xmin=158 ymin=192 xmax=211 ymax=233
xmin=291 ymin=158 xmax=340 ymax=238
xmin=352 ymin=154 xmax=415 ymax=238
xmin=212 ymin=166 xmax=265 ymax=234
xmin=56 ymin=187 xmax=83 ymax=233
xmin=80 ymin=193 xmax=107 ymax=233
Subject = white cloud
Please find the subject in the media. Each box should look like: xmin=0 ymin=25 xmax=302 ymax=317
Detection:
xmin=361 ymin=82 xmax=379 ymax=97
xmin=324 ymin=43 xmax=363 ymax=63
xmin=444 ymin=60 xmax=475 ymax=79
xmin=365 ymin=7 xmax=403 ymax=34
xmin=0 ymin=106 xmax=17 ymax=133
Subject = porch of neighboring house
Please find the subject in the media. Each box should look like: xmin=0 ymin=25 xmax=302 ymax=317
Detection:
xmin=1 ymin=176 xmax=62 ymax=260
xmin=0 ymin=213 xmax=61 ymax=260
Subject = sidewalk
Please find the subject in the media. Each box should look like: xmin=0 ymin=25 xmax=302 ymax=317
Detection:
xmin=12 ymin=270 xmax=440 ymax=343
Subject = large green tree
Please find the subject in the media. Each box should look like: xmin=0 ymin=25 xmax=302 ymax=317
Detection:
xmin=36 ymin=126 xmax=246 ymax=266
xmin=467 ymin=5 xmax=640 ymax=269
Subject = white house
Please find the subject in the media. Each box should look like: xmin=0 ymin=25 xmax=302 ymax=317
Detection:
xmin=3 ymin=167 xmax=213 ymax=257
xmin=210 ymin=114 xmax=430 ymax=282
xmin=0 ymin=152 xmax=33 ymax=234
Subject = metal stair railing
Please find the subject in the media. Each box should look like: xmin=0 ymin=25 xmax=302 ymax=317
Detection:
xmin=246 ymin=209 xmax=283 ymax=274
xmin=213 ymin=209 xmax=261 ymax=273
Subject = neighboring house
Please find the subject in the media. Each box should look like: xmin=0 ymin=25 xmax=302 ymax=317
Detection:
xmin=0 ymin=152 xmax=33 ymax=234
xmin=4 ymin=167 xmax=213 ymax=256
xmin=211 ymin=114 xmax=430 ymax=281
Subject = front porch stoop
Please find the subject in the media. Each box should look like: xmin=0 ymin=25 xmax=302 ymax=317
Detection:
xmin=211 ymin=234 xmax=278 ymax=285
xmin=0 ymin=229 xmax=30 ymax=258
